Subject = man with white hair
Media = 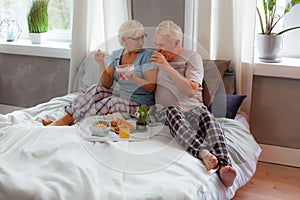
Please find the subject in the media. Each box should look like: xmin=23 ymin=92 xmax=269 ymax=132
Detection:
xmin=150 ymin=20 xmax=236 ymax=187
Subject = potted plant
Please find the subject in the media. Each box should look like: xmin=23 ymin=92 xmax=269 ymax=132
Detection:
xmin=136 ymin=105 xmax=149 ymax=131
xmin=256 ymin=0 xmax=300 ymax=61
xmin=27 ymin=0 xmax=49 ymax=44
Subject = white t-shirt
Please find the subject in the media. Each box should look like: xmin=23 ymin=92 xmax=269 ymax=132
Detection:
xmin=155 ymin=49 xmax=204 ymax=112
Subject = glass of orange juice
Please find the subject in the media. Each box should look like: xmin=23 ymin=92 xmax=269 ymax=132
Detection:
xmin=119 ymin=127 xmax=130 ymax=138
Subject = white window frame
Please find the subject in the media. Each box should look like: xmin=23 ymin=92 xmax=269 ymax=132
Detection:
xmin=0 ymin=0 xmax=73 ymax=59
xmin=254 ymin=0 xmax=300 ymax=79
xmin=255 ymin=0 xmax=300 ymax=59
xmin=46 ymin=0 xmax=74 ymax=42
xmin=281 ymin=3 xmax=300 ymax=58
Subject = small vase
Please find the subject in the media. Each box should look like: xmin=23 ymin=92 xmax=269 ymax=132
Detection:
xmin=136 ymin=121 xmax=147 ymax=131
xmin=29 ymin=32 xmax=48 ymax=44
xmin=0 ymin=18 xmax=22 ymax=42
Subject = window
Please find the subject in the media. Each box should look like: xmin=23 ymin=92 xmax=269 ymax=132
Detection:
xmin=0 ymin=0 xmax=73 ymax=42
xmin=281 ymin=3 xmax=300 ymax=58
xmin=256 ymin=0 xmax=300 ymax=58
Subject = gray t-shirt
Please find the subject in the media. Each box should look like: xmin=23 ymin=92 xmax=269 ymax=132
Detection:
xmin=155 ymin=49 xmax=204 ymax=112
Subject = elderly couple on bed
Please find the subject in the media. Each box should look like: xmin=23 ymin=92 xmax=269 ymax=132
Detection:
xmin=42 ymin=20 xmax=236 ymax=187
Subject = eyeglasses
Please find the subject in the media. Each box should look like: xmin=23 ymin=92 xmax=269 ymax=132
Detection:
xmin=127 ymin=33 xmax=147 ymax=41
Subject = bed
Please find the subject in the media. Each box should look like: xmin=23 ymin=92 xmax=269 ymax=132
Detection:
xmin=0 ymin=52 xmax=261 ymax=200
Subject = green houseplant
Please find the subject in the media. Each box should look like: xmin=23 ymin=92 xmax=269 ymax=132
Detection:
xmin=136 ymin=105 xmax=149 ymax=130
xmin=257 ymin=0 xmax=300 ymax=35
xmin=256 ymin=0 xmax=300 ymax=61
xmin=27 ymin=0 xmax=49 ymax=44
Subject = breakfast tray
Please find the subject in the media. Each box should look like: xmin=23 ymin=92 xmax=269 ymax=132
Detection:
xmin=76 ymin=113 xmax=165 ymax=142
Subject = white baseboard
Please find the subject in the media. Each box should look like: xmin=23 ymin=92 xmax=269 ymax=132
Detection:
xmin=259 ymin=144 xmax=300 ymax=167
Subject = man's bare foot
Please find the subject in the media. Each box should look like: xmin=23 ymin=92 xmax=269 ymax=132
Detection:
xmin=218 ymin=165 xmax=237 ymax=187
xmin=42 ymin=113 xmax=74 ymax=126
xmin=200 ymin=149 xmax=218 ymax=170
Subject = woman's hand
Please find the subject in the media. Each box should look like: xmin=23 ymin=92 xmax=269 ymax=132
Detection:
xmin=94 ymin=49 xmax=114 ymax=88
xmin=94 ymin=49 xmax=105 ymax=66
xmin=117 ymin=69 xmax=135 ymax=81
xmin=118 ymin=73 xmax=134 ymax=81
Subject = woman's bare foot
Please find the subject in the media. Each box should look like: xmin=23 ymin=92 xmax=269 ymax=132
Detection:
xmin=218 ymin=165 xmax=237 ymax=187
xmin=42 ymin=119 xmax=53 ymax=126
xmin=42 ymin=113 xmax=74 ymax=126
xmin=200 ymin=149 xmax=218 ymax=170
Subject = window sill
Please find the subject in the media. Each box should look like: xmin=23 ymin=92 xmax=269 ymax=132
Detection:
xmin=254 ymin=57 xmax=300 ymax=80
xmin=0 ymin=39 xmax=71 ymax=59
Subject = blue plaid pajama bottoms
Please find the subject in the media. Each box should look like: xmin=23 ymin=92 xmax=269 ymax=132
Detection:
xmin=65 ymin=83 xmax=140 ymax=123
xmin=165 ymin=105 xmax=231 ymax=166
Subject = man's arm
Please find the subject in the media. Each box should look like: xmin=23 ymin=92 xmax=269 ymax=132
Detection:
xmin=150 ymin=51 xmax=199 ymax=97
xmin=162 ymin=65 xmax=199 ymax=97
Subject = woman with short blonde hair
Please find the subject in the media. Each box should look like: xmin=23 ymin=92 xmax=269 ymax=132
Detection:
xmin=43 ymin=20 xmax=157 ymax=126
xmin=118 ymin=20 xmax=145 ymax=46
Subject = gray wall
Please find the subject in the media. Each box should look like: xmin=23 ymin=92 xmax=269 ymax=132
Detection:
xmin=131 ymin=0 xmax=185 ymax=48
xmin=131 ymin=0 xmax=184 ymax=29
xmin=0 ymin=53 xmax=69 ymax=108
xmin=250 ymin=76 xmax=300 ymax=149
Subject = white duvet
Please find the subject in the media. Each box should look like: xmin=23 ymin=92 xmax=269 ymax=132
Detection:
xmin=0 ymin=94 xmax=261 ymax=200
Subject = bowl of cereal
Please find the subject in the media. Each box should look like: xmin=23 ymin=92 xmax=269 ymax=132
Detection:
xmin=89 ymin=119 xmax=111 ymax=136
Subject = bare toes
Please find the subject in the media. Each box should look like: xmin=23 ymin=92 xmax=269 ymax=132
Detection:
xmin=219 ymin=166 xmax=237 ymax=187
xmin=202 ymin=152 xmax=218 ymax=170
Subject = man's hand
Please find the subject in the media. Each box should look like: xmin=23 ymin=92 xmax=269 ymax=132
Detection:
xmin=150 ymin=51 xmax=172 ymax=70
xmin=151 ymin=50 xmax=199 ymax=97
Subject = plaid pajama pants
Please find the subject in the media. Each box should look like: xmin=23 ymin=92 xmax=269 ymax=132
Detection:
xmin=65 ymin=83 xmax=140 ymax=123
xmin=165 ymin=105 xmax=231 ymax=167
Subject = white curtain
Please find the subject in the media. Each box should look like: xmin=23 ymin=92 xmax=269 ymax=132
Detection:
xmin=196 ymin=0 xmax=257 ymax=118
xmin=68 ymin=0 xmax=129 ymax=93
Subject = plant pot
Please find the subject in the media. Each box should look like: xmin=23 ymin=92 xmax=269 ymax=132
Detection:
xmin=257 ymin=34 xmax=282 ymax=62
xmin=29 ymin=32 xmax=48 ymax=44
xmin=136 ymin=121 xmax=147 ymax=131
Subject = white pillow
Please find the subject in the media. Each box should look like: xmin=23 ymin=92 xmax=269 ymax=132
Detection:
xmin=78 ymin=51 xmax=99 ymax=92
xmin=77 ymin=51 xmax=119 ymax=95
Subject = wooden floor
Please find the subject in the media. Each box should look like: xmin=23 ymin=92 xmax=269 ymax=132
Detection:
xmin=232 ymin=161 xmax=300 ymax=200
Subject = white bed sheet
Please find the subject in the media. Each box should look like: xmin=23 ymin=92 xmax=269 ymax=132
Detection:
xmin=0 ymin=93 xmax=261 ymax=200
